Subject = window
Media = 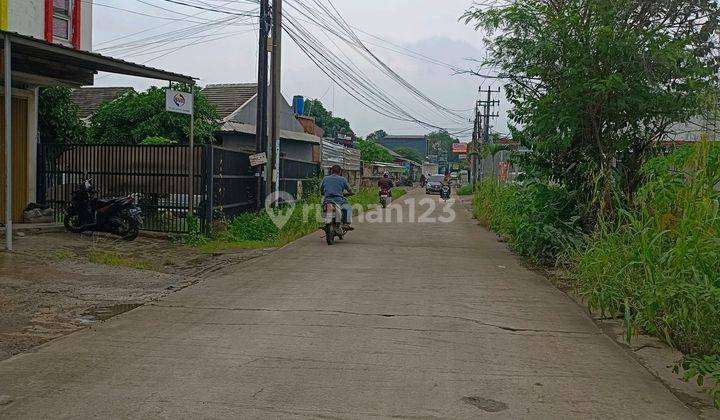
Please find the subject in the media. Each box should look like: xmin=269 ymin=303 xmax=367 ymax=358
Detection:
xmin=53 ymin=0 xmax=71 ymax=41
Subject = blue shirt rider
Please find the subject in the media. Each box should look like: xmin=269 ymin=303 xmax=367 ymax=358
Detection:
xmin=321 ymin=165 xmax=354 ymax=228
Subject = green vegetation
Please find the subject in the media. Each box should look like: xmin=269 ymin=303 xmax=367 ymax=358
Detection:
xmin=394 ymin=147 xmax=423 ymax=163
xmin=464 ymin=0 xmax=720 ymax=404
xmin=38 ymin=86 xmax=87 ymax=144
xmin=140 ymin=136 xmax=178 ymax=145
xmin=356 ymin=139 xmax=394 ymax=163
xmin=473 ymin=179 xmax=584 ymax=264
xmin=303 ymin=99 xmax=351 ymax=138
xmin=456 ymin=184 xmax=474 ymax=196
xmin=88 ymin=251 xmax=151 ymax=271
xmin=89 ymin=84 xmax=219 ymax=145
xmin=193 ymin=187 xmax=407 ymax=252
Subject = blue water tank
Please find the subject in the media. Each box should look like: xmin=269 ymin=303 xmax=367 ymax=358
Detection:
xmin=293 ymin=95 xmax=305 ymax=115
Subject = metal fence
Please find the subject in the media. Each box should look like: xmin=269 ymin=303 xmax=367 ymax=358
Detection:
xmin=280 ymin=157 xmax=321 ymax=200
xmin=39 ymin=143 xmax=321 ymax=233
xmin=38 ymin=143 xmax=205 ymax=233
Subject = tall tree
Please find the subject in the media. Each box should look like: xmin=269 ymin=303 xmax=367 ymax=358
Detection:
xmin=88 ymin=84 xmax=219 ymax=145
xmin=356 ymin=139 xmax=394 ymax=163
xmin=366 ymin=129 xmax=387 ymax=142
xmin=428 ymin=130 xmax=460 ymax=162
xmin=38 ymin=86 xmax=87 ymax=144
xmin=303 ymin=99 xmax=351 ymax=138
xmin=464 ymin=0 xmax=720 ymax=216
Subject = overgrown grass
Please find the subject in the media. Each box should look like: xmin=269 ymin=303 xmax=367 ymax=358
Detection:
xmin=195 ymin=187 xmax=408 ymax=252
xmin=572 ymin=141 xmax=720 ymax=406
xmin=472 ymin=178 xmax=584 ymax=264
xmin=457 ymin=184 xmax=474 ymax=196
xmin=88 ymin=251 xmax=151 ymax=270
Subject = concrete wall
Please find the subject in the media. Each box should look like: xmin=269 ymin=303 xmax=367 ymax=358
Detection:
xmin=6 ymin=0 xmax=92 ymax=51
xmin=8 ymin=0 xmax=44 ymax=40
xmin=218 ymin=132 xmax=314 ymax=162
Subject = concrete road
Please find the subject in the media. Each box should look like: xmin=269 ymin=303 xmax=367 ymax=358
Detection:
xmin=0 ymin=190 xmax=695 ymax=419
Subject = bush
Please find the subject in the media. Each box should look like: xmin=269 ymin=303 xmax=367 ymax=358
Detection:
xmin=228 ymin=211 xmax=280 ymax=242
xmin=473 ymin=178 xmax=584 ymax=263
xmin=573 ymin=141 xmax=720 ymax=405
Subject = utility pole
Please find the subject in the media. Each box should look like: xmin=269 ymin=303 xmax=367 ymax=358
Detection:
xmin=471 ymin=98 xmax=481 ymax=189
xmin=269 ymin=0 xmax=282 ymax=199
xmin=255 ymin=0 xmax=271 ymax=210
xmin=476 ymin=86 xmax=501 ymax=179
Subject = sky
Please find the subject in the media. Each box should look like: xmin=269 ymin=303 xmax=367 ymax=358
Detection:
xmin=93 ymin=0 xmax=510 ymax=139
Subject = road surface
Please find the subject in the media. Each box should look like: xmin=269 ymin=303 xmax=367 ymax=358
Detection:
xmin=0 ymin=190 xmax=695 ymax=418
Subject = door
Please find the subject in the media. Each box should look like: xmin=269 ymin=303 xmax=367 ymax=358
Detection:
xmin=0 ymin=97 xmax=29 ymax=223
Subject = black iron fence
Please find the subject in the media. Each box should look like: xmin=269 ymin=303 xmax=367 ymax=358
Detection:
xmin=38 ymin=143 xmax=206 ymax=233
xmin=39 ymin=143 xmax=320 ymax=233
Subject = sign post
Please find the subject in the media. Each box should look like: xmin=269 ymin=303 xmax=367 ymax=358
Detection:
xmin=166 ymin=87 xmax=195 ymax=216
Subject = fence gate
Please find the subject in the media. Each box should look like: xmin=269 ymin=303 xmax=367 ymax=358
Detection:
xmin=38 ymin=143 xmax=206 ymax=233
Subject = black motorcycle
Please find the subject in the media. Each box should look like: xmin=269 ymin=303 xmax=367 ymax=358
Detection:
xmin=64 ymin=179 xmax=143 ymax=241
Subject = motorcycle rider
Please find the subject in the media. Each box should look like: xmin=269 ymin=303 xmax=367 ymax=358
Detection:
xmin=378 ymin=171 xmax=393 ymax=193
xmin=321 ymin=165 xmax=354 ymax=230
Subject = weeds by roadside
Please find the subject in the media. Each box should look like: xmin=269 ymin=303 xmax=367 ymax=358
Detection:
xmin=457 ymin=184 xmax=474 ymax=196
xmin=190 ymin=187 xmax=407 ymax=253
xmin=87 ymin=250 xmax=151 ymax=270
xmin=472 ymin=142 xmax=720 ymax=407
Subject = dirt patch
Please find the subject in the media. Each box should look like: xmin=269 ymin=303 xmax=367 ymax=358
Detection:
xmin=0 ymin=232 xmax=272 ymax=361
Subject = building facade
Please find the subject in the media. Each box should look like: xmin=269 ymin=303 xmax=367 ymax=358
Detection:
xmin=1 ymin=0 xmax=92 ymax=50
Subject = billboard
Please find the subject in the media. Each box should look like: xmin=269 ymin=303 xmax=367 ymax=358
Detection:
xmin=452 ymin=142 xmax=468 ymax=153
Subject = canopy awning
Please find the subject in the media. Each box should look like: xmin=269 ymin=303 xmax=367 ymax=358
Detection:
xmin=0 ymin=31 xmax=194 ymax=86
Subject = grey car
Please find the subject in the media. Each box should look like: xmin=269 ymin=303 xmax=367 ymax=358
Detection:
xmin=425 ymin=175 xmax=446 ymax=194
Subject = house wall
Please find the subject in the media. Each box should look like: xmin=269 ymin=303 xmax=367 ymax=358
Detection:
xmin=218 ymin=132 xmax=314 ymax=162
xmin=229 ymin=95 xmax=307 ymax=133
xmin=3 ymin=0 xmax=92 ymax=51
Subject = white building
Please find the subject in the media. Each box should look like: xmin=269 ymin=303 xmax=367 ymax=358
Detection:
xmin=2 ymin=0 xmax=92 ymax=50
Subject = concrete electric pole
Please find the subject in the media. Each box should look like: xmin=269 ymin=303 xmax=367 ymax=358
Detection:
xmin=255 ymin=0 xmax=271 ymax=210
xmin=269 ymin=0 xmax=283 ymax=198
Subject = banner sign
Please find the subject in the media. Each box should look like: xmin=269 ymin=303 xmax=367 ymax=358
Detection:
xmin=166 ymin=90 xmax=194 ymax=115
xmin=452 ymin=143 xmax=468 ymax=154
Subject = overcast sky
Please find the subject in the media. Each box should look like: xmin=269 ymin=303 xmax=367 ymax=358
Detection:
xmin=94 ymin=0 xmax=509 ymax=139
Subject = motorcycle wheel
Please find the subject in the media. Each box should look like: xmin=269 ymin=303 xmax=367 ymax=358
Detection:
xmin=381 ymin=198 xmax=387 ymax=208
xmin=118 ymin=216 xmax=140 ymax=241
xmin=325 ymin=223 xmax=335 ymax=245
xmin=64 ymin=214 xmax=85 ymax=233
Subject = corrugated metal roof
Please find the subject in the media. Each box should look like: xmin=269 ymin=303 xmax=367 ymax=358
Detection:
xmin=0 ymin=30 xmax=195 ymax=84
xmin=219 ymin=121 xmax=321 ymax=144
xmin=71 ymin=87 xmax=134 ymax=119
xmin=201 ymin=83 xmax=257 ymax=119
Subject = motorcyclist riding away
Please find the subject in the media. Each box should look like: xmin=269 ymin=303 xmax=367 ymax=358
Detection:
xmin=321 ymin=165 xmax=354 ymax=230
xmin=378 ymin=172 xmax=393 ymax=193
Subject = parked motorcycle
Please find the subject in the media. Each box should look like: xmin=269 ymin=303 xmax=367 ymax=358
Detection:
xmin=379 ymin=189 xmax=391 ymax=209
xmin=64 ymin=178 xmax=143 ymax=241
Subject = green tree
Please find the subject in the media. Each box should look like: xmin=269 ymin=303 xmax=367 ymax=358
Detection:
xmin=427 ymin=130 xmax=459 ymax=162
xmin=38 ymin=86 xmax=86 ymax=144
xmin=356 ymin=139 xmax=394 ymax=163
xmin=394 ymin=147 xmax=422 ymax=163
xmin=88 ymin=84 xmax=219 ymax=145
xmin=464 ymin=0 xmax=720 ymax=216
xmin=303 ymin=98 xmax=351 ymax=138
xmin=366 ymin=129 xmax=387 ymax=142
